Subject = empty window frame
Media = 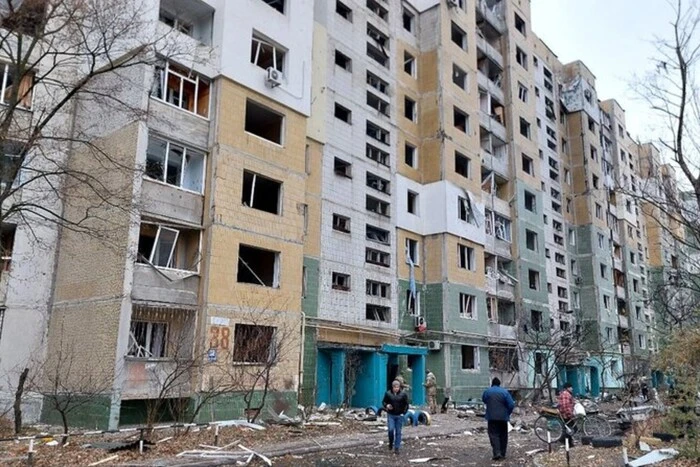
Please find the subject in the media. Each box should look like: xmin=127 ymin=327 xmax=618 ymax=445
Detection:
xmin=366 ymin=247 xmax=390 ymax=267
xmin=521 ymin=153 xmax=533 ymax=175
xmin=367 ymin=91 xmax=389 ymax=116
xmin=366 ymin=304 xmax=390 ymax=322
xmin=366 ymin=121 xmax=390 ymax=144
xmin=128 ymin=321 xmax=167 ymax=358
xmin=366 ymin=0 xmax=387 ymax=20
xmin=524 ymin=190 xmax=536 ymax=212
xmin=261 ymin=0 xmax=284 ymax=13
xmin=242 ymin=171 xmax=281 ymax=214
xmin=403 ymin=51 xmax=416 ymax=76
xmin=405 ymin=143 xmax=417 ymax=168
xmin=459 ymin=293 xmax=476 ymax=319
xmin=0 ymin=63 xmax=34 ymax=109
xmin=526 ymin=229 xmax=538 ymax=251
xmin=366 ymin=144 xmax=390 ymax=166
xmin=334 ymin=157 xmax=352 ymax=177
xmin=530 ymin=309 xmax=543 ymax=331
xmin=406 ymin=289 xmax=420 ymax=315
xmin=514 ymin=13 xmax=526 ymax=35
xmin=402 ymin=8 xmax=414 ymax=32
xmin=458 ymin=244 xmax=475 ymax=270
xmin=528 ymin=269 xmax=540 ymax=290
xmin=145 ymin=136 xmax=205 ymax=193
xmin=366 ymin=195 xmax=390 ymax=216
xmin=250 ymin=34 xmax=286 ymax=73
xmin=519 ymin=117 xmax=531 ymax=138
xmin=453 ymin=107 xmax=469 ymax=134
xmin=451 ymin=22 xmax=467 ymax=50
xmin=0 ymin=225 xmax=15 ymax=271
xmin=335 ymin=49 xmax=352 ymax=71
xmin=232 ymin=324 xmax=276 ymax=364
xmin=367 ymin=71 xmax=388 ymax=94
xmin=455 ymin=151 xmax=470 ymax=178
xmin=407 ymin=190 xmax=418 ymax=214
xmin=245 ymin=100 xmax=284 ymax=144
xmin=336 ymin=1 xmax=352 ymax=21
xmin=461 ymin=345 xmax=477 ymax=369
xmin=366 ymin=224 xmax=390 ymax=244
xmin=331 ymin=272 xmax=351 ymax=291
xmin=452 ymin=64 xmax=467 ymax=90
xmin=152 ymin=61 xmax=210 ymax=117
xmin=367 ymin=42 xmax=388 ymax=67
xmin=366 ymin=171 xmax=390 ymax=194
xmin=515 ymin=47 xmax=528 ymax=69
xmin=404 ymin=96 xmax=417 ymax=122
xmin=332 ymin=213 xmax=351 ymax=233
xmin=518 ymin=82 xmax=528 ymax=102
xmin=458 ymin=197 xmax=475 ymax=224
xmin=406 ymin=238 xmax=419 ymax=264
xmin=334 ymin=102 xmax=352 ymax=123
xmin=366 ymin=279 xmax=390 ymax=298
xmin=237 ymin=244 xmax=280 ymax=287
xmin=137 ymin=223 xmax=200 ymax=271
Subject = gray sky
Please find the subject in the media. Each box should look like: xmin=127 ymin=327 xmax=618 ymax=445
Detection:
xmin=530 ymin=0 xmax=677 ymax=140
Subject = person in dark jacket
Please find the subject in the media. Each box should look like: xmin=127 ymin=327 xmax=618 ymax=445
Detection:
xmin=482 ymin=377 xmax=515 ymax=461
xmin=382 ymin=380 xmax=409 ymax=454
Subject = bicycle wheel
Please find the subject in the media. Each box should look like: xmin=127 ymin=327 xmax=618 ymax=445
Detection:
xmin=534 ymin=415 xmax=564 ymax=443
xmin=583 ymin=415 xmax=612 ymax=437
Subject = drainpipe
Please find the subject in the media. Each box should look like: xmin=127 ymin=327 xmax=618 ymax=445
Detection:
xmin=298 ymin=311 xmax=306 ymax=406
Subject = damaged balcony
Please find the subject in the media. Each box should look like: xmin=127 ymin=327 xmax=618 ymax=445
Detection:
xmin=476 ymin=21 xmax=503 ymax=66
xmin=477 ymin=70 xmax=504 ymax=104
xmin=123 ymin=305 xmax=195 ymax=400
xmin=483 ymin=209 xmax=512 ymax=258
xmin=133 ymin=222 xmax=201 ymax=306
xmin=488 ymin=345 xmax=519 ymax=387
xmin=477 ymin=49 xmax=503 ymax=89
xmin=479 ymin=90 xmax=507 ymax=142
xmin=480 ymin=130 xmax=509 ymax=178
xmin=485 ymin=254 xmax=515 ymax=301
xmin=487 ymin=296 xmax=517 ymax=340
xmin=475 ymin=0 xmax=505 ymax=34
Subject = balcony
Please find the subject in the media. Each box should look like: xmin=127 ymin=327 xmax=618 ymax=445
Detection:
xmin=488 ymin=323 xmax=517 ymax=341
xmin=475 ymin=0 xmax=506 ymax=34
xmin=486 ymin=275 xmax=515 ymax=301
xmin=476 ymin=35 xmax=503 ymax=66
xmin=618 ymin=314 xmax=629 ymax=329
xmin=132 ymin=263 xmax=200 ymax=306
xmin=482 ymin=191 xmax=510 ymax=216
xmin=141 ymin=179 xmax=204 ymax=226
xmin=479 ymin=111 xmax=507 ymax=142
xmin=477 ymin=71 xmax=504 ymax=104
xmin=613 ymin=257 xmax=623 ymax=271
xmin=616 ymin=285 xmax=626 ymax=299
xmin=123 ymin=358 xmax=193 ymax=400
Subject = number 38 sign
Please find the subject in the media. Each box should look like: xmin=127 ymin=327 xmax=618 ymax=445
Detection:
xmin=209 ymin=325 xmax=230 ymax=350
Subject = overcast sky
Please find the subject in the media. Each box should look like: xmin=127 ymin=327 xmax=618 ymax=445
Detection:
xmin=530 ymin=0 xmax=678 ymax=141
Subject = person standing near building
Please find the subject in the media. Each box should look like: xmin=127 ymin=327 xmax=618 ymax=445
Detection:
xmin=382 ymin=380 xmax=409 ymax=454
xmin=482 ymin=377 xmax=515 ymax=461
xmin=424 ymin=369 xmax=437 ymax=414
xmin=558 ymin=382 xmax=575 ymax=446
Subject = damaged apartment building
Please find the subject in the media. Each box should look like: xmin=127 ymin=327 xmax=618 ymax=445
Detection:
xmin=0 ymin=0 xmax=684 ymax=428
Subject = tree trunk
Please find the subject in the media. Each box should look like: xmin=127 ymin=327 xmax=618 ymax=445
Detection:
xmin=14 ymin=367 xmax=29 ymax=434
xmin=60 ymin=410 xmax=69 ymax=445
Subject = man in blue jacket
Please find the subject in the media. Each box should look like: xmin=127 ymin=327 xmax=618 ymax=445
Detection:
xmin=482 ymin=377 xmax=515 ymax=461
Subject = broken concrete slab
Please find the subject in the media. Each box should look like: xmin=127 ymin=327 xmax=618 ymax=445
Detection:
xmin=628 ymin=448 xmax=679 ymax=467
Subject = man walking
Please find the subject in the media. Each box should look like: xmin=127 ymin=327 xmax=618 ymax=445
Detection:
xmin=382 ymin=380 xmax=409 ymax=454
xmin=558 ymin=382 xmax=575 ymax=446
xmin=482 ymin=377 xmax=515 ymax=461
xmin=424 ymin=369 xmax=437 ymax=414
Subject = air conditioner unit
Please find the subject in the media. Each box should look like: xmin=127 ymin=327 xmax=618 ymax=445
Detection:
xmin=414 ymin=316 xmax=426 ymax=331
xmin=266 ymin=67 xmax=283 ymax=87
xmin=428 ymin=340 xmax=441 ymax=351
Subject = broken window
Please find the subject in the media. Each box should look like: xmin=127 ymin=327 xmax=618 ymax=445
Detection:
xmin=367 ymin=71 xmax=388 ymax=94
xmin=242 ymin=171 xmax=281 ymax=214
xmin=459 ymin=293 xmax=476 ymax=319
xmin=128 ymin=321 xmax=167 ymax=358
xmin=237 ymin=244 xmax=280 ymax=287
xmin=366 ymin=172 xmax=390 ymax=194
xmin=458 ymin=244 xmax=475 ymax=270
xmin=458 ymin=197 xmax=475 ymax=224
xmin=515 ymin=47 xmax=528 ymax=69
xmin=145 ymin=135 xmax=205 ymax=193
xmin=366 ymin=248 xmax=390 ymax=267
xmin=402 ymin=8 xmax=414 ymax=32
xmin=367 ymin=91 xmax=389 ymax=116
xmin=519 ymin=117 xmax=531 ymax=138
xmin=406 ymin=238 xmax=419 ymax=264
xmin=335 ymin=50 xmax=352 ymax=71
xmin=526 ymin=230 xmax=538 ymax=252
xmin=406 ymin=289 xmax=419 ymax=315
xmin=366 ymin=0 xmax=387 ymax=20
xmin=452 ymin=64 xmax=467 ymax=90
xmin=366 ymin=121 xmax=390 ymax=145
xmin=233 ymin=324 xmax=276 ymax=364
xmin=521 ymin=153 xmax=533 ymax=175
xmin=366 ymin=225 xmax=390 ymax=245
xmin=332 ymin=213 xmax=351 ymax=233
xmin=493 ymin=215 xmax=511 ymax=242
xmin=405 ymin=143 xmax=417 ymax=168
xmin=404 ymin=51 xmax=416 ymax=76
xmin=0 ymin=224 xmax=16 ymax=271
xmin=518 ymin=82 xmax=528 ymax=102
xmin=451 ymin=22 xmax=467 ymax=50
xmin=524 ymin=191 xmax=536 ymax=212
xmin=514 ymin=13 xmax=526 ymax=36
xmin=245 ymin=100 xmax=284 ymax=144
xmin=534 ymin=352 xmax=545 ymax=375
xmin=489 ymin=347 xmax=519 ymax=372
xmin=336 ymin=1 xmax=352 ymax=21
xmin=0 ymin=63 xmax=34 ymax=109
xmin=366 ymin=195 xmax=390 ymax=216
xmin=260 ymin=0 xmax=284 ymax=13
xmin=404 ymin=96 xmax=416 ymax=122
xmin=331 ymin=272 xmax=351 ymax=291
xmin=366 ymin=304 xmax=390 ymax=322
xmin=251 ymin=33 xmax=286 ymax=72
xmin=407 ymin=191 xmax=418 ymax=214
xmin=528 ymin=269 xmax=540 ymax=290
xmin=334 ymin=103 xmax=352 ymax=123
xmin=334 ymin=157 xmax=352 ymax=178
xmin=461 ymin=345 xmax=477 ymax=369
xmin=453 ymin=107 xmax=469 ymax=134
xmin=366 ymin=279 xmax=390 ymax=298
xmin=137 ymin=223 xmax=200 ymax=271
xmin=152 ymin=61 xmax=210 ymax=118
xmin=530 ymin=309 xmax=543 ymax=331
xmin=455 ymin=152 xmax=470 ymax=178
xmin=366 ymin=144 xmax=390 ymax=166
xmin=367 ymin=42 xmax=388 ymax=67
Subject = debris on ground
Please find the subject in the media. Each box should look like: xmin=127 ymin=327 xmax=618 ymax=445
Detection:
xmin=628 ymin=448 xmax=679 ymax=467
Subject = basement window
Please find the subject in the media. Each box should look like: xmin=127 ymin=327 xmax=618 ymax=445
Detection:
xmin=336 ymin=1 xmax=352 ymax=21
xmin=237 ymin=244 xmax=280 ymax=287
xmin=260 ymin=0 xmax=284 ymax=13
xmin=366 ymin=144 xmax=390 ymax=166
xmin=145 ymin=135 xmax=205 ymax=193
xmin=152 ymin=62 xmax=210 ymax=118
xmin=459 ymin=293 xmax=476 ymax=319
xmin=334 ymin=157 xmax=352 ymax=178
xmin=367 ymin=279 xmax=390 ymax=298
xmin=250 ymin=33 xmax=286 ymax=72
xmin=461 ymin=345 xmax=477 ymax=370
xmin=367 ymin=91 xmax=389 ymax=116
xmin=366 ymin=304 xmax=390 ymax=322
xmin=451 ymin=22 xmax=467 ymax=50
xmin=334 ymin=103 xmax=352 ymax=123
xmin=245 ymin=100 xmax=284 ymax=144
xmin=332 ymin=272 xmax=351 ymax=291
xmin=366 ymin=172 xmax=390 ymax=194
xmin=137 ymin=223 xmax=201 ymax=271
xmin=128 ymin=321 xmax=167 ymax=358
xmin=333 ymin=214 xmax=351 ymax=233
xmin=366 ymin=248 xmax=391 ymax=267
xmin=366 ymin=195 xmax=390 ymax=216
xmin=453 ymin=107 xmax=469 ymax=134
xmin=455 ymin=152 xmax=470 ymax=178
xmin=366 ymin=224 xmax=390 ymax=244
xmin=232 ymin=324 xmax=276 ymax=364
xmin=335 ymin=50 xmax=352 ymax=71
xmin=242 ymin=171 xmax=281 ymax=214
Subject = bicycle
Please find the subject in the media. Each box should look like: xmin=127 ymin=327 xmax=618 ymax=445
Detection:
xmin=533 ymin=406 xmax=612 ymax=443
